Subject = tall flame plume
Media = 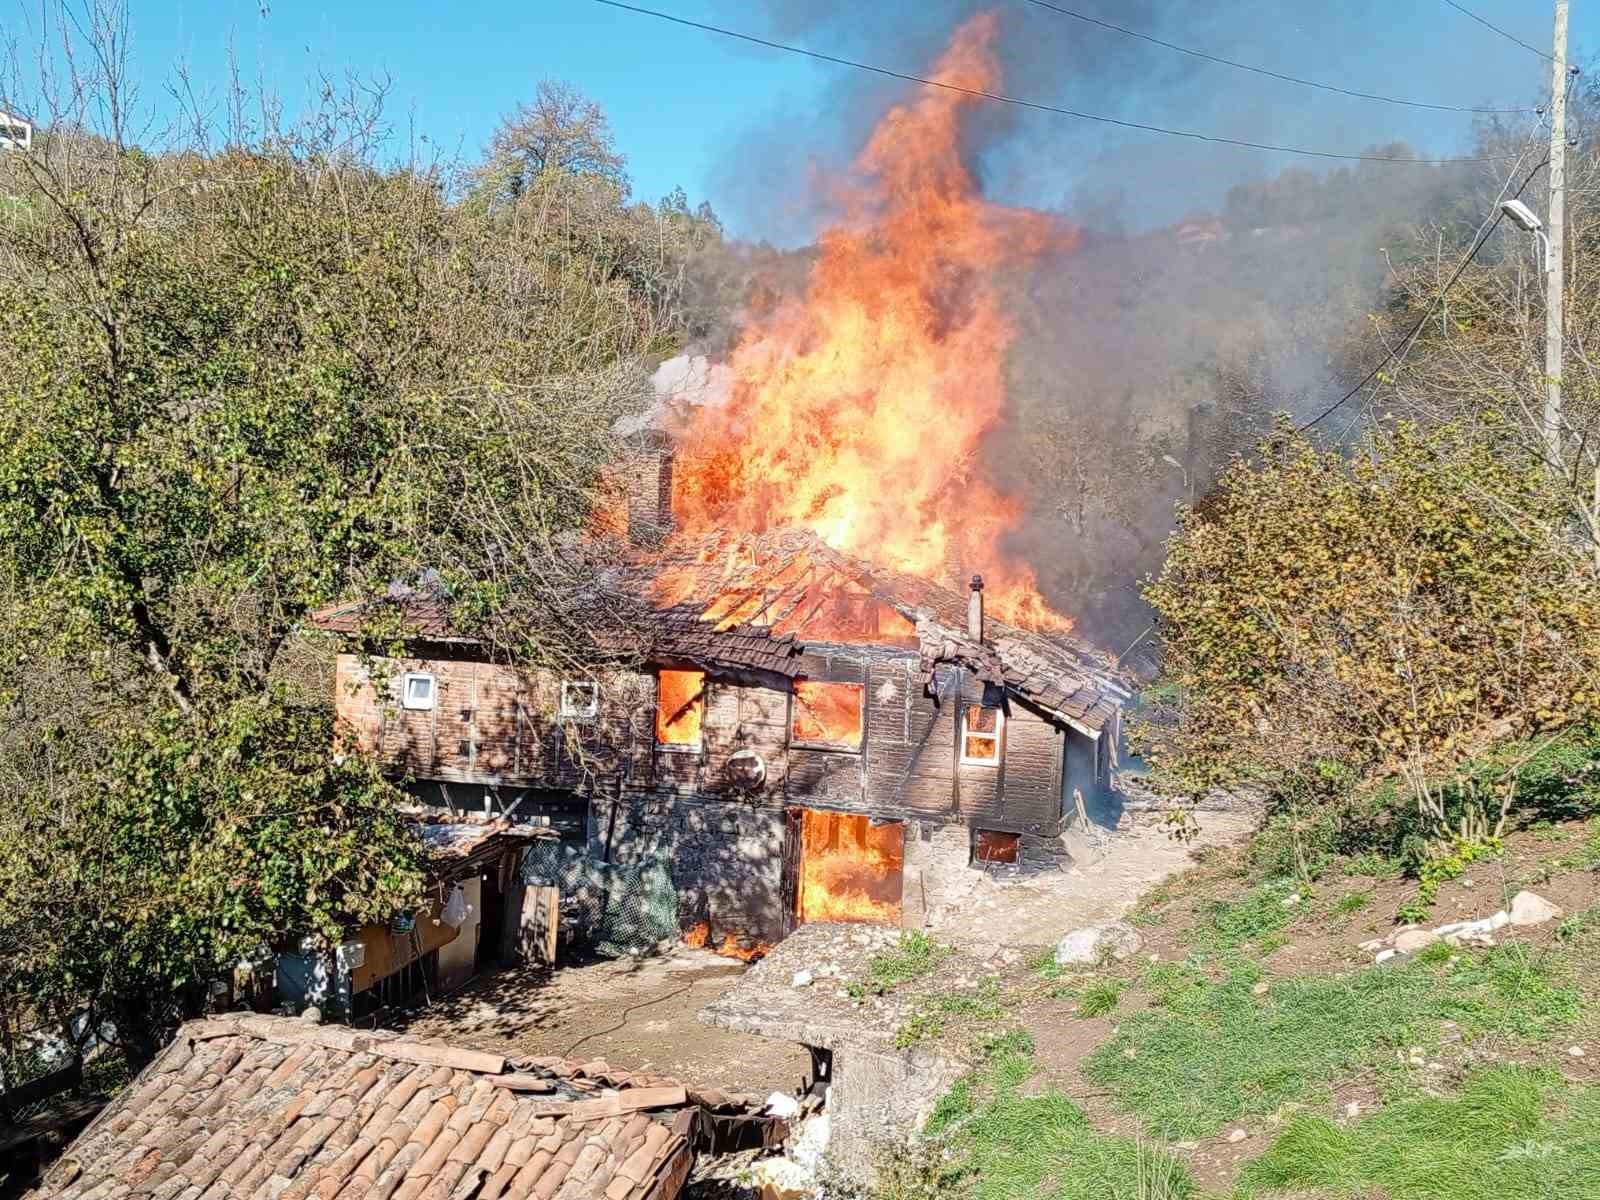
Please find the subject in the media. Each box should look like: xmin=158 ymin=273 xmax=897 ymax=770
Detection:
xmin=671 ymin=12 xmax=1074 ymax=632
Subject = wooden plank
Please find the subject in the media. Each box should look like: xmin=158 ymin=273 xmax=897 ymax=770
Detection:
xmin=0 ymin=1057 xmax=82 ymax=1118
xmin=535 ymin=887 xmax=559 ymax=966
xmin=380 ymin=1041 xmax=507 ymax=1075
xmin=567 ymin=1087 xmax=688 ymax=1123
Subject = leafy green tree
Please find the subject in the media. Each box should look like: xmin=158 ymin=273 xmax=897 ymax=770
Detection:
xmin=0 ymin=10 xmax=715 ymax=1071
xmin=1143 ymin=420 xmax=1600 ymax=836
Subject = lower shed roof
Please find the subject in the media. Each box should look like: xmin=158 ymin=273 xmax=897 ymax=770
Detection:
xmin=28 ymin=1014 xmax=757 ymax=1200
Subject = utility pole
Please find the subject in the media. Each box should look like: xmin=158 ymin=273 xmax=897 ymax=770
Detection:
xmin=1544 ymin=0 xmax=1570 ymax=459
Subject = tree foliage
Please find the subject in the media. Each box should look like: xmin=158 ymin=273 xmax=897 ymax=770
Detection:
xmin=0 ymin=6 xmax=723 ymax=1072
xmin=1143 ymin=420 xmax=1600 ymax=834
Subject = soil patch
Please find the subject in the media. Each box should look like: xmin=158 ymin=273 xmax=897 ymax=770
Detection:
xmin=392 ymin=947 xmax=812 ymax=1095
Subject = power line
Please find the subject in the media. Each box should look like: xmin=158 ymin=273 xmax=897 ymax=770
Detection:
xmin=1440 ymin=0 xmax=1553 ymax=62
xmin=591 ymin=0 xmax=1522 ymax=166
xmin=1022 ymin=0 xmax=1534 ymax=115
xmin=1297 ymin=156 xmax=1550 ymax=433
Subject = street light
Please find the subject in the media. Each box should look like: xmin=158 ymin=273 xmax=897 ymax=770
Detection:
xmin=1501 ymin=199 xmax=1551 ymax=272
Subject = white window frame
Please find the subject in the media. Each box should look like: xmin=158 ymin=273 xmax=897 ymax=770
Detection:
xmin=560 ymin=679 xmax=600 ymax=722
xmin=401 ymin=671 xmax=436 ymax=711
xmin=959 ymin=704 xmax=1004 ymax=767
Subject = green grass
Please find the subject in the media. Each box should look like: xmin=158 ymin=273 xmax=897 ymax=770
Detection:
xmin=1551 ymin=816 xmax=1600 ymax=871
xmin=1030 ymin=946 xmax=1065 ymax=982
xmin=929 ymin=978 xmax=1010 ymax=1021
xmin=1333 ymin=890 xmax=1372 ymax=916
xmin=911 ymin=1044 xmax=1196 ymax=1200
xmin=1346 ymin=851 xmax=1406 ymax=880
xmin=1557 ymin=904 xmax=1600 ymax=943
xmin=1077 ymin=979 xmax=1126 ymax=1018
xmin=1086 ymin=946 xmax=1580 ymax=1139
xmin=1236 ymin=1067 xmax=1600 ymax=1200
xmin=895 ymin=1009 xmax=944 ymax=1049
xmin=849 ymin=931 xmax=953 ymax=997
xmin=1189 ymin=881 xmax=1300 ymax=955
xmin=895 ymin=979 xmax=1013 ymax=1048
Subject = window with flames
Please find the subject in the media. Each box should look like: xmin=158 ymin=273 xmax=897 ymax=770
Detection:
xmin=960 ymin=704 xmax=1004 ymax=766
xmin=791 ymin=681 xmax=864 ymax=752
xmin=655 ymin=669 xmax=705 ymax=749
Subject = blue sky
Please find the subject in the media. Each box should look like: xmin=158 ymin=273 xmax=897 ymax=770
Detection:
xmin=16 ymin=1 xmax=1591 ymax=241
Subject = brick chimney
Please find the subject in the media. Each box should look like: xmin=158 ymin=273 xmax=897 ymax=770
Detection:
xmin=968 ymin=574 xmax=984 ymax=643
xmin=621 ymin=428 xmax=675 ymax=548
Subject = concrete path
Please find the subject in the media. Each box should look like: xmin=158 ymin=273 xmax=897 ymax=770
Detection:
xmin=926 ymin=811 xmax=1257 ymax=947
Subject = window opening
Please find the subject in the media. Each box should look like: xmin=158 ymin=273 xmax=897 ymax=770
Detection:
xmin=560 ymin=680 xmax=599 ymax=721
xmin=960 ymin=704 xmax=1003 ymax=765
xmin=655 ymin=669 xmax=705 ymax=748
xmin=791 ymin=681 xmax=865 ymax=751
xmin=401 ymin=672 xmax=436 ymax=711
xmin=973 ymin=829 xmax=1020 ymax=864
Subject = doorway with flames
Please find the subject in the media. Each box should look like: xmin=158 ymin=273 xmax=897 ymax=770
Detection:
xmin=781 ymin=808 xmax=905 ymax=933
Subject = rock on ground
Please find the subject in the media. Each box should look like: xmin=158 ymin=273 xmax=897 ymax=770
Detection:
xmin=1393 ymin=927 xmax=1440 ymax=954
xmin=1509 ymin=891 xmax=1564 ymax=927
xmin=1056 ymin=920 xmax=1143 ymax=966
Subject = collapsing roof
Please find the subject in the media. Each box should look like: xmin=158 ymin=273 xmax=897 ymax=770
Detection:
xmin=309 ymin=528 xmax=1130 ymax=735
xmin=29 ymin=1014 xmax=758 ymax=1200
xmin=638 ymin=529 xmax=1130 ymax=733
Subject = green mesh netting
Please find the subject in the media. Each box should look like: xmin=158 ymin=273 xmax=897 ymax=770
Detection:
xmin=520 ymin=842 xmax=679 ymax=958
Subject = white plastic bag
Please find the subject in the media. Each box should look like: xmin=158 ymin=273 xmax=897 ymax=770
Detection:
xmin=440 ymin=885 xmax=470 ymax=929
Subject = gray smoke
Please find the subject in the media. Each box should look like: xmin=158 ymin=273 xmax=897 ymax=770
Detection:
xmin=705 ymin=1 xmax=1547 ymax=237
xmin=691 ymin=1 xmax=1558 ymax=645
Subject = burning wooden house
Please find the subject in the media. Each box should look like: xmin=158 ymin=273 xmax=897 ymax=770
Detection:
xmin=311 ymin=461 xmax=1128 ymax=951
xmin=313 ymin=12 xmax=1134 ymax=958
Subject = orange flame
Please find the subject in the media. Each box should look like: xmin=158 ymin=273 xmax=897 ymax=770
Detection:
xmin=671 ymin=12 xmax=1074 ymax=633
xmin=682 ymin=921 xmax=771 ymax=962
xmin=798 ymin=810 xmax=903 ymax=926
xmin=655 ymin=668 xmax=704 ymax=746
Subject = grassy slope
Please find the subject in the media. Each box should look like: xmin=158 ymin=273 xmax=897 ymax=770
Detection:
xmin=1088 ymin=935 xmax=1580 ymax=1138
xmin=878 ymin=813 xmax=1600 ymax=1200
xmin=1238 ymin=1066 xmax=1600 ymax=1198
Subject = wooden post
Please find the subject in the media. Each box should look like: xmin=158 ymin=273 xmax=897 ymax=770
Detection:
xmin=533 ymin=887 xmax=560 ymax=966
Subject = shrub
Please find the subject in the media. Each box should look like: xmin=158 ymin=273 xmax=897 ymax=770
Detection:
xmin=1144 ymin=422 xmax=1600 ymax=842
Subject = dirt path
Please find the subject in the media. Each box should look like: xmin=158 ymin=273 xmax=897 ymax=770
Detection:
xmin=393 ymin=948 xmax=812 ymax=1097
xmin=391 ymin=814 xmax=1253 ymax=1106
xmin=930 ymin=810 xmax=1258 ymax=947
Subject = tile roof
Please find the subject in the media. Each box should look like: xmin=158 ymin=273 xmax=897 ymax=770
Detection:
xmin=306 ymin=530 xmax=1130 ymax=733
xmin=640 ymin=530 xmax=1131 ymax=732
xmin=310 ymin=589 xmax=459 ymax=641
xmin=29 ymin=1015 xmax=733 ymax=1200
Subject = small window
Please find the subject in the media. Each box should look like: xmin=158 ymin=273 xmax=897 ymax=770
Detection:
xmin=560 ymin=680 xmax=599 ymax=721
xmin=791 ymin=681 xmax=865 ymax=751
xmin=401 ymin=672 xmax=436 ymax=711
xmin=960 ymin=704 xmax=1003 ymax=765
xmin=655 ymin=669 xmax=705 ymax=749
xmin=973 ymin=829 xmax=1020 ymax=864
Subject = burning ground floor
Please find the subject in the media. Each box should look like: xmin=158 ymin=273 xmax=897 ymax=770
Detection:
xmin=369 ymin=810 xmax=1255 ymax=1191
xmin=516 ymin=792 xmax=1115 ymax=962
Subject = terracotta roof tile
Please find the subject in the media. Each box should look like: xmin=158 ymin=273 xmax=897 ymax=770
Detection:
xmin=28 ymin=1016 xmax=700 ymax=1200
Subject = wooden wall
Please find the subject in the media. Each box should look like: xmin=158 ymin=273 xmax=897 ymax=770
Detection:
xmin=335 ymin=645 xmax=1074 ymax=836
